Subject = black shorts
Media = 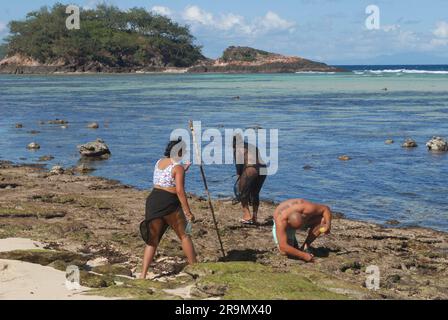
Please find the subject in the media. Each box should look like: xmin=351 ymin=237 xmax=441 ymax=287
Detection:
xmin=139 ymin=188 xmax=180 ymax=245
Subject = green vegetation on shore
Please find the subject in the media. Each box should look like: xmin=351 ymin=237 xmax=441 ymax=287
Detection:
xmin=3 ymin=3 xmax=204 ymax=68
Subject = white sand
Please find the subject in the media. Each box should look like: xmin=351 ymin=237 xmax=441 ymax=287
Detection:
xmin=0 ymin=238 xmax=112 ymax=300
xmin=0 ymin=238 xmax=45 ymax=252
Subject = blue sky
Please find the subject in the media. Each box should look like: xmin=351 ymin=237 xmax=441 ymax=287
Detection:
xmin=0 ymin=0 xmax=447 ymax=64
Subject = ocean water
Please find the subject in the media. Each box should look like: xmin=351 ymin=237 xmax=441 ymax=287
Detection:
xmin=1 ymin=66 xmax=447 ymax=231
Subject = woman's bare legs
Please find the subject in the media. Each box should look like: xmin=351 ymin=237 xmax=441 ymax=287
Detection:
xmin=140 ymin=219 xmax=165 ymax=279
xmin=165 ymin=210 xmax=197 ymax=264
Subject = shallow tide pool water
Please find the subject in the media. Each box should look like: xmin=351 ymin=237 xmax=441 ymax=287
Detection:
xmin=0 ymin=72 xmax=447 ymax=231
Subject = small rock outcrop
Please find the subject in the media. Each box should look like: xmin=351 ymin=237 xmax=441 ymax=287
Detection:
xmin=385 ymin=139 xmax=394 ymax=145
xmin=338 ymin=155 xmax=351 ymax=161
xmin=15 ymin=123 xmax=23 ymax=128
xmin=87 ymin=122 xmax=99 ymax=129
xmin=27 ymin=142 xmax=40 ymax=150
xmin=50 ymin=166 xmax=64 ymax=175
xmin=426 ymin=136 xmax=448 ymax=152
xmin=48 ymin=119 xmax=68 ymax=125
xmin=78 ymin=139 xmax=111 ymax=158
xmin=73 ymin=164 xmax=96 ymax=174
xmin=189 ymin=46 xmax=345 ymax=74
xmin=402 ymin=139 xmax=418 ymax=148
xmin=38 ymin=155 xmax=54 ymax=162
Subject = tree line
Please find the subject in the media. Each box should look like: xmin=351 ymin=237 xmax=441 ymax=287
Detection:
xmin=2 ymin=3 xmax=204 ymax=68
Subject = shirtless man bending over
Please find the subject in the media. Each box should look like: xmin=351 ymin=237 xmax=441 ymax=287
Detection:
xmin=272 ymin=199 xmax=332 ymax=262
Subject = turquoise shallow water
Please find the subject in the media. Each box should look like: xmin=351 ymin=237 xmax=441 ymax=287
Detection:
xmin=0 ymin=72 xmax=447 ymax=231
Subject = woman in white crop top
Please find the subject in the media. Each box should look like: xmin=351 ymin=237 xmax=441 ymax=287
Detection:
xmin=140 ymin=138 xmax=196 ymax=279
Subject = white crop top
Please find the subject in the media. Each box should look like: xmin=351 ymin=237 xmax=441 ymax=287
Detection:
xmin=153 ymin=159 xmax=180 ymax=188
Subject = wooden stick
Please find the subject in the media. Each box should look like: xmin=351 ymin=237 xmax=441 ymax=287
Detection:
xmin=189 ymin=121 xmax=226 ymax=258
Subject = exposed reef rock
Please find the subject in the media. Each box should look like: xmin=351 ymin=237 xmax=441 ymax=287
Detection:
xmin=188 ymin=46 xmax=345 ymax=74
xmin=1 ymin=47 xmax=344 ymax=74
xmin=426 ymin=136 xmax=448 ymax=152
xmin=78 ymin=139 xmax=111 ymax=159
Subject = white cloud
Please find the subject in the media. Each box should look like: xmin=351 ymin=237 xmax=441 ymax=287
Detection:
xmin=430 ymin=38 xmax=448 ymax=47
xmin=381 ymin=24 xmax=400 ymax=32
xmin=258 ymin=11 xmax=295 ymax=32
xmin=181 ymin=6 xmax=295 ymax=35
xmin=433 ymin=21 xmax=448 ymax=38
xmin=183 ymin=5 xmax=214 ymax=25
xmin=151 ymin=6 xmax=172 ymax=17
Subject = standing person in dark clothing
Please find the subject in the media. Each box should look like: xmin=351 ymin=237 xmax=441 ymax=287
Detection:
xmin=233 ymin=134 xmax=267 ymax=225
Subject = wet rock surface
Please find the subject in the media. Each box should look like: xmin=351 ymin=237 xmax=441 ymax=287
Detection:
xmin=402 ymin=139 xmax=418 ymax=148
xmin=0 ymin=163 xmax=447 ymax=300
xmin=426 ymin=136 xmax=448 ymax=152
xmin=87 ymin=122 xmax=100 ymax=129
xmin=26 ymin=142 xmax=40 ymax=150
xmin=78 ymin=139 xmax=111 ymax=158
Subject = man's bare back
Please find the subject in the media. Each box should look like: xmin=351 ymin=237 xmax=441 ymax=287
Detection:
xmin=273 ymin=199 xmax=332 ymax=262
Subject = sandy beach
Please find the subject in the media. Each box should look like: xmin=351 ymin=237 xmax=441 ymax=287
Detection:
xmin=0 ymin=238 xmax=112 ymax=300
xmin=0 ymin=160 xmax=447 ymax=300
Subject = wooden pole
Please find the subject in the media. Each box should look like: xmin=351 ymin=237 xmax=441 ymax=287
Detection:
xmin=189 ymin=121 xmax=226 ymax=258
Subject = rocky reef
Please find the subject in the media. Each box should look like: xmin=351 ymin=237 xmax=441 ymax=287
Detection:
xmin=0 ymin=47 xmax=344 ymax=74
xmin=426 ymin=136 xmax=448 ymax=152
xmin=78 ymin=139 xmax=111 ymax=159
xmin=0 ymin=162 xmax=447 ymax=300
xmin=188 ymin=46 xmax=345 ymax=74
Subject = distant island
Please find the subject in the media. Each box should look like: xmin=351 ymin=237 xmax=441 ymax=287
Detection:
xmin=0 ymin=4 xmax=343 ymax=74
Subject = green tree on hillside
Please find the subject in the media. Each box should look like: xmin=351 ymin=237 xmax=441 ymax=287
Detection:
xmin=4 ymin=3 xmax=204 ymax=67
xmin=0 ymin=44 xmax=7 ymax=59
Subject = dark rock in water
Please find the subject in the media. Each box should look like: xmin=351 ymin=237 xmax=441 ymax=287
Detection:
xmin=48 ymin=119 xmax=68 ymax=125
xmin=28 ymin=130 xmax=41 ymax=135
xmin=426 ymin=136 xmax=448 ymax=152
xmin=246 ymin=124 xmax=263 ymax=130
xmin=27 ymin=142 xmax=40 ymax=150
xmin=232 ymin=96 xmax=240 ymax=100
xmin=15 ymin=123 xmax=23 ymax=128
xmin=87 ymin=122 xmax=100 ymax=129
xmin=385 ymin=139 xmax=394 ymax=145
xmin=78 ymin=139 xmax=111 ymax=158
xmin=303 ymin=165 xmax=313 ymax=170
xmin=73 ymin=164 xmax=96 ymax=174
xmin=332 ymin=212 xmax=345 ymax=219
xmin=38 ymin=155 xmax=54 ymax=162
xmin=338 ymin=155 xmax=351 ymax=161
xmin=386 ymin=220 xmax=400 ymax=226
xmin=402 ymin=139 xmax=418 ymax=148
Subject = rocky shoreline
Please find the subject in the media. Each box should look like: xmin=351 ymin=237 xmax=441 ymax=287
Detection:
xmin=0 ymin=47 xmax=345 ymax=75
xmin=0 ymin=161 xmax=447 ymax=300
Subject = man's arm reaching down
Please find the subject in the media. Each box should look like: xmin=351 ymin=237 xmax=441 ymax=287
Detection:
xmin=276 ymin=223 xmax=313 ymax=262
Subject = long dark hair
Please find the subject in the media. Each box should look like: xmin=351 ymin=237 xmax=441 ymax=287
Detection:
xmin=164 ymin=138 xmax=183 ymax=157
